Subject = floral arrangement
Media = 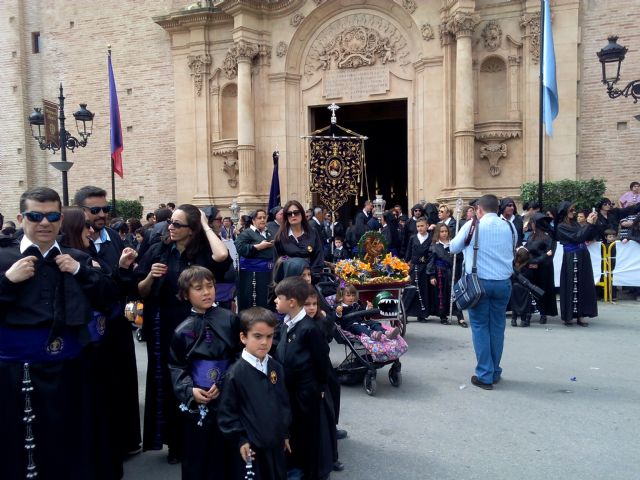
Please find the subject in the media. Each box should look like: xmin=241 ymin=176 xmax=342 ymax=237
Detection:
xmin=335 ymin=253 xmax=410 ymax=286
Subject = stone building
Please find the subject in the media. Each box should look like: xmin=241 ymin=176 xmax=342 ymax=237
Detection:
xmin=1 ymin=0 xmax=638 ymax=219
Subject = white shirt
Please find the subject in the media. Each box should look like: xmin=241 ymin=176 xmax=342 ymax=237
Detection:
xmin=250 ymin=224 xmax=266 ymax=238
xmin=241 ymin=349 xmax=269 ymax=375
xmin=92 ymin=228 xmax=111 ymax=253
xmin=417 ymin=233 xmax=429 ymax=244
xmin=284 ymin=307 xmax=306 ymax=332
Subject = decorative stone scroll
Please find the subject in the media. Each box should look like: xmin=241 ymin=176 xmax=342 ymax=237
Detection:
xmin=479 ymin=142 xmax=507 ymax=176
xmin=481 ymin=20 xmax=502 ymax=51
xmin=187 ymin=54 xmax=212 ymax=96
xmin=304 ymin=14 xmax=411 ymax=77
xmin=291 ymin=13 xmax=305 ymax=27
xmin=421 ymin=23 xmax=434 ymax=41
xmin=223 ymin=41 xmax=260 ymax=79
xmin=520 ymin=14 xmax=540 ymax=64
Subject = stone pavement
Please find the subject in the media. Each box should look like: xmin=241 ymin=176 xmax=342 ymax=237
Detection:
xmin=124 ymin=301 xmax=640 ymax=480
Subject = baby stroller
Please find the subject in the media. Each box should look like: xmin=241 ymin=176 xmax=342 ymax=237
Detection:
xmin=316 ymin=274 xmax=408 ymax=396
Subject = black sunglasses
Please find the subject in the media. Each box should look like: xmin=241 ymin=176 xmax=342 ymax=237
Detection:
xmin=286 ymin=210 xmax=302 ymax=217
xmin=82 ymin=205 xmax=112 ymax=215
xmin=22 ymin=211 xmax=62 ymax=223
xmin=167 ymin=220 xmax=189 ymax=229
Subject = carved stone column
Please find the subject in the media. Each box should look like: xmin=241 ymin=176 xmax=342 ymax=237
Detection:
xmin=450 ymin=13 xmax=480 ymax=192
xmin=235 ymin=41 xmax=259 ymax=202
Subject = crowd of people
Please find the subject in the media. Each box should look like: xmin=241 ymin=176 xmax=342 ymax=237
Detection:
xmin=1 ymin=181 xmax=640 ymax=480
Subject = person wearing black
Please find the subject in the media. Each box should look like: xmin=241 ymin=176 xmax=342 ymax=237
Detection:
xmin=427 ymin=223 xmax=467 ymax=327
xmin=499 ymin=197 xmax=524 ymax=247
xmin=136 ymin=203 xmax=231 ymax=462
xmin=525 ymin=213 xmax=558 ymax=323
xmin=594 ymin=197 xmax=640 ymax=241
xmin=510 ymin=248 xmax=535 ymax=327
xmin=266 ymin=206 xmax=283 ymax=238
xmin=274 ymin=200 xmax=325 ymax=278
xmin=235 ymin=208 xmax=276 ymax=310
xmin=74 ymin=185 xmax=142 ymax=458
xmin=218 ymin=307 xmax=292 ymax=480
xmin=349 ymin=200 xmax=373 ymax=253
xmin=401 ymin=204 xmax=424 ymax=257
xmin=274 ymin=277 xmax=333 ymax=480
xmin=0 ymin=187 xmax=116 ymax=480
xmin=555 ymin=202 xmax=599 ymax=326
xmin=168 ymin=266 xmax=242 ymax=480
xmin=405 ymin=216 xmax=434 ymax=322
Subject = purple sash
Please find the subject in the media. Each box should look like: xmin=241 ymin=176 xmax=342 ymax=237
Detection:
xmin=435 ymin=259 xmax=450 ymax=269
xmin=239 ymin=257 xmax=273 ymax=273
xmin=215 ymin=283 xmax=236 ymax=302
xmin=563 ymin=243 xmax=587 ymax=254
xmin=0 ymin=326 xmax=83 ymax=363
xmin=191 ymin=359 xmax=230 ymax=389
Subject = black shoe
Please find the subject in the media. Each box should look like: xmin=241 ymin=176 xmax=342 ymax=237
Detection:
xmin=332 ymin=461 xmax=345 ymax=471
xmin=440 ymin=318 xmax=451 ymax=325
xmin=511 ymin=314 xmax=518 ymax=327
xmin=417 ymin=317 xmax=428 ymax=323
xmin=167 ymin=450 xmax=181 ymax=465
xmin=336 ymin=429 xmax=348 ymax=440
xmin=471 ymin=375 xmax=493 ymax=390
xmin=576 ymin=319 xmax=589 ymax=327
xmin=539 ymin=315 xmax=547 ymax=325
xmin=521 ymin=315 xmax=530 ymax=327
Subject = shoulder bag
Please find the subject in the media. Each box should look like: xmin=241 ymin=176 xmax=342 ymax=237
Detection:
xmin=453 ymin=219 xmax=484 ymax=310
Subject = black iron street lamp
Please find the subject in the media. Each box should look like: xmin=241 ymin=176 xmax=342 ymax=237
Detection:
xmin=28 ymin=83 xmax=94 ymax=206
xmin=597 ymin=36 xmax=640 ymax=103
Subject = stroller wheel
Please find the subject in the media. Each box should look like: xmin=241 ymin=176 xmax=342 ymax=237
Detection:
xmin=389 ymin=362 xmax=402 ymax=387
xmin=364 ymin=371 xmax=377 ymax=396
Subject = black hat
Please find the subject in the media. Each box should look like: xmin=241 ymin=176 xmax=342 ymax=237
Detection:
xmin=531 ymin=212 xmax=553 ymax=232
xmin=202 ymin=206 xmax=220 ymax=222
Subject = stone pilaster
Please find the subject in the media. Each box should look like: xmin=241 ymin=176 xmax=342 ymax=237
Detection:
xmin=449 ymin=12 xmax=480 ymax=193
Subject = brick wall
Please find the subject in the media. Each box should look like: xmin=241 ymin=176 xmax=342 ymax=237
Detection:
xmin=578 ymin=0 xmax=640 ymax=203
xmin=0 ymin=0 xmax=181 ymax=219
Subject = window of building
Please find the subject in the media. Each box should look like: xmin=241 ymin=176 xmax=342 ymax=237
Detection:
xmin=32 ymin=32 xmax=41 ymax=54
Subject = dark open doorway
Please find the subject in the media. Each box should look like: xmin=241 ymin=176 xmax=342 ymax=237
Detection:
xmin=309 ymin=99 xmax=408 ymax=224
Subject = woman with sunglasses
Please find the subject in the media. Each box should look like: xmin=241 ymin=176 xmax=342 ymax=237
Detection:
xmin=135 ymin=204 xmax=231 ymax=463
xmin=274 ymin=200 xmax=325 ymax=277
xmin=594 ymin=197 xmax=640 ymax=242
xmin=555 ymin=201 xmax=599 ymax=326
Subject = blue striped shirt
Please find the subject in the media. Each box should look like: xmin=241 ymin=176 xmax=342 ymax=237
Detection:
xmin=450 ymin=213 xmax=515 ymax=280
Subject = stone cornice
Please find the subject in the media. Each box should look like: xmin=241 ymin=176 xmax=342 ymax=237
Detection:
xmin=474 ymin=121 xmax=522 ymax=141
xmin=216 ymin=0 xmax=304 ymax=17
xmin=153 ymin=8 xmax=232 ymax=32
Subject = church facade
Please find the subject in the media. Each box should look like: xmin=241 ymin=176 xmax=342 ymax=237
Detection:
xmin=1 ymin=0 xmax=638 ymax=218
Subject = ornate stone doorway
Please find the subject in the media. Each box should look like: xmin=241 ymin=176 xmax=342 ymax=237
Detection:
xmin=310 ymin=99 xmax=408 ymax=221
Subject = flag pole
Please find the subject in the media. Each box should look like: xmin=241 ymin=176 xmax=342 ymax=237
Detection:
xmin=538 ymin=0 xmax=545 ymax=209
xmin=109 ymin=46 xmax=117 ymax=217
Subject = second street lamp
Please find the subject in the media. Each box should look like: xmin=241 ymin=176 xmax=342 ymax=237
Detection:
xmin=28 ymin=83 xmax=94 ymax=206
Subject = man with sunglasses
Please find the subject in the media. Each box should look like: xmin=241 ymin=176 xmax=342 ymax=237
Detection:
xmin=0 ymin=186 xmax=117 ymax=479
xmin=499 ymin=197 xmax=524 ymax=247
xmin=74 ymin=185 xmax=142 ymax=458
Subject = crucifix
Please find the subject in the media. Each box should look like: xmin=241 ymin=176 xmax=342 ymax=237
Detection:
xmin=328 ymin=103 xmax=340 ymax=124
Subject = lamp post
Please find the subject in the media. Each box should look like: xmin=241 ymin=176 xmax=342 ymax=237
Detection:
xmin=597 ymin=36 xmax=640 ymax=103
xmin=28 ymin=83 xmax=94 ymax=205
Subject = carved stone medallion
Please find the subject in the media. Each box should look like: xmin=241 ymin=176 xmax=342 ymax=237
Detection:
xmin=481 ymin=20 xmax=502 ymax=51
xmin=479 ymin=142 xmax=507 ymax=176
xmin=276 ymin=41 xmax=288 ymax=57
xmin=401 ymin=0 xmax=417 ymax=14
xmin=421 ymin=23 xmax=434 ymax=41
xmin=304 ymin=14 xmax=411 ymax=77
xmin=291 ymin=13 xmax=305 ymax=27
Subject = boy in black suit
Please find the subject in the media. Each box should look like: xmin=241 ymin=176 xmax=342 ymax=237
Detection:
xmin=274 ymin=277 xmax=333 ymax=480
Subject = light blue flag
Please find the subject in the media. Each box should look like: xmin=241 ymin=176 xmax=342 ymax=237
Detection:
xmin=542 ymin=0 xmax=558 ymax=136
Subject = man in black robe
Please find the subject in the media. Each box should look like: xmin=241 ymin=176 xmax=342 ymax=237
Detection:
xmin=0 ymin=187 xmax=115 ymax=479
xmin=74 ymin=185 xmax=141 ymax=457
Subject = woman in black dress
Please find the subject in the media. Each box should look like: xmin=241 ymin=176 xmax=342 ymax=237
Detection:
xmin=526 ymin=213 xmax=558 ymax=323
xmin=235 ymin=208 xmax=276 ymax=310
xmin=136 ymin=204 xmax=231 ymax=462
xmin=555 ymin=202 xmax=599 ymax=326
xmin=273 ymin=200 xmax=324 ymax=277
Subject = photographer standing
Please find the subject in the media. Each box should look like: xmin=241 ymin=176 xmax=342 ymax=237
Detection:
xmin=450 ymin=195 xmax=515 ymax=390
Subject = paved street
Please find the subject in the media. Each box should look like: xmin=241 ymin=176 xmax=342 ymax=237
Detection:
xmin=124 ymin=301 xmax=640 ymax=480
